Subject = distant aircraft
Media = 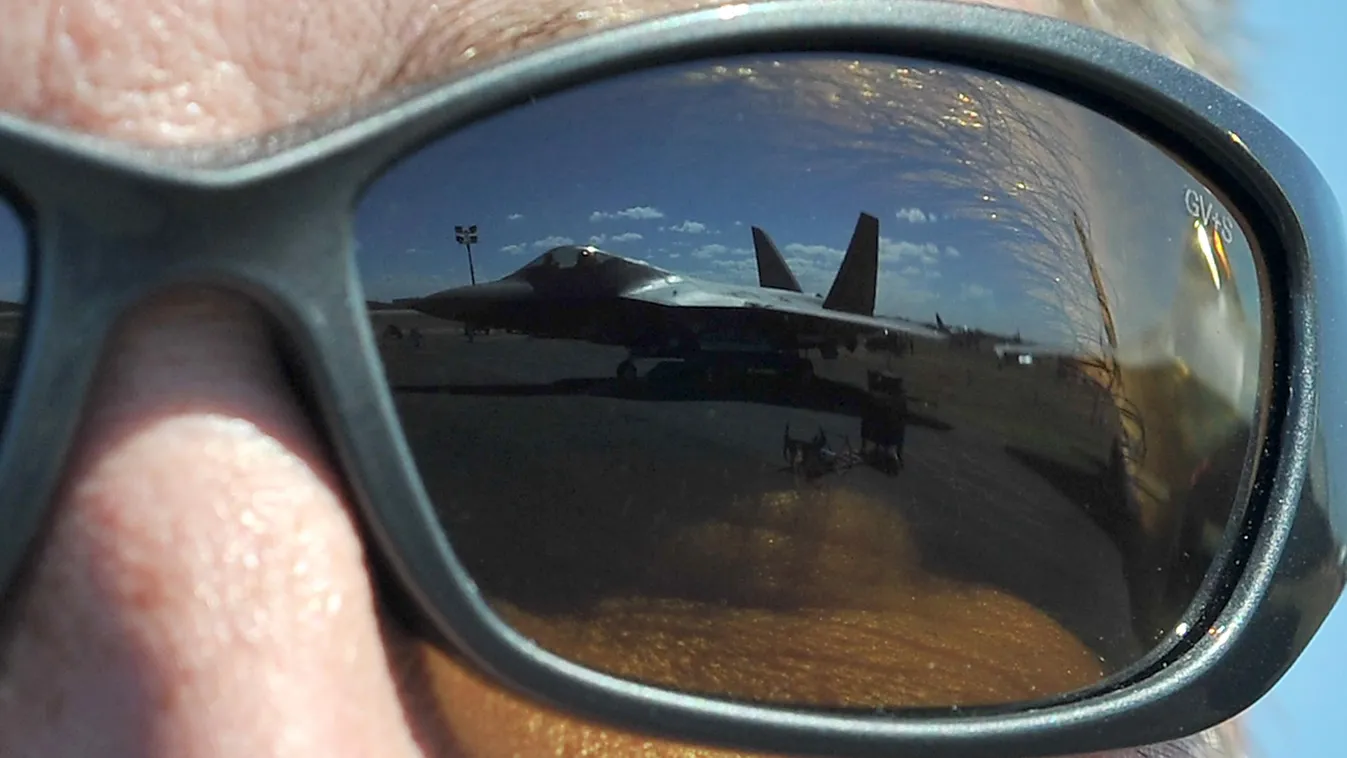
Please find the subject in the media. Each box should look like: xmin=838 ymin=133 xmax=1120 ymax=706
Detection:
xmin=400 ymin=212 xmax=944 ymax=379
xmin=913 ymin=310 xmax=1035 ymax=353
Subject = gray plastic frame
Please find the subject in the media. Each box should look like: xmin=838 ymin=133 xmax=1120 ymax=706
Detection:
xmin=0 ymin=2 xmax=1343 ymax=756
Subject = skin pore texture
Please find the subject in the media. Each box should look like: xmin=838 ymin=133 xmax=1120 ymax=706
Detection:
xmin=0 ymin=0 xmax=1247 ymax=756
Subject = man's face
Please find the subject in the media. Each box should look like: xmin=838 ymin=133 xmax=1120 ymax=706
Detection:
xmin=0 ymin=0 xmax=1237 ymax=755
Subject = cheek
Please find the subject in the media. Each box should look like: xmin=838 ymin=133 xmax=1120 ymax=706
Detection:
xmin=412 ymin=645 xmax=753 ymax=758
xmin=411 ymin=643 xmax=1208 ymax=758
xmin=405 ymin=572 xmax=1110 ymax=758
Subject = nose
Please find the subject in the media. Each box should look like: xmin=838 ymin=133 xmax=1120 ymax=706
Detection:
xmin=0 ymin=288 xmax=429 ymax=757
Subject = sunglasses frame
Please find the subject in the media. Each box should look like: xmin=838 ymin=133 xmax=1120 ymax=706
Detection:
xmin=0 ymin=1 xmax=1343 ymax=756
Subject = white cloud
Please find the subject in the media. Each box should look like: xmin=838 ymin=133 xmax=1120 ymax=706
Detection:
xmin=683 ymin=245 xmax=755 ymax=284
xmin=589 ymin=231 xmax=645 ymax=246
xmin=875 ymin=279 xmax=940 ymax=316
xmin=668 ymin=220 xmax=708 ymax=234
xmin=782 ymin=243 xmax=844 ymax=261
xmin=591 ymin=206 xmax=664 ymax=221
xmin=879 ymin=239 xmax=940 ymax=261
xmin=500 ymin=243 xmax=525 ymax=254
xmin=896 ymin=207 xmax=935 ymax=223
xmin=707 ymin=256 xmax=757 ymax=285
xmin=879 ymin=238 xmax=958 ymax=266
xmin=778 ymin=247 xmax=845 ymax=296
xmin=961 ymin=283 xmax=993 ymax=300
xmin=532 ymin=235 xmax=574 ymax=249
xmin=507 ymin=213 xmax=524 ymax=221
xmin=767 ymin=240 xmax=944 ymax=308
xmin=690 ymin=243 xmax=743 ymax=260
xmin=736 ymin=237 xmax=951 ymax=291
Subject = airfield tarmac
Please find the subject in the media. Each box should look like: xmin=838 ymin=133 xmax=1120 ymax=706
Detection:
xmin=373 ymin=311 xmax=1146 ymax=710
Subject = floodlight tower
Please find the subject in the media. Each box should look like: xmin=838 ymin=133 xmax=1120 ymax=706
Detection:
xmin=454 ymin=224 xmax=479 ymax=285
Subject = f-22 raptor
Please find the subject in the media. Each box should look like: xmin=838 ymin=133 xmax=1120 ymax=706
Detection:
xmin=401 ymin=212 xmax=944 ymax=380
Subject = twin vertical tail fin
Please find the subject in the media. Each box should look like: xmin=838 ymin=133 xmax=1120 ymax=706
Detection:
xmin=751 ymin=226 xmax=804 ymax=292
xmin=822 ymin=212 xmax=880 ymax=315
xmin=749 ymin=212 xmax=880 ymax=316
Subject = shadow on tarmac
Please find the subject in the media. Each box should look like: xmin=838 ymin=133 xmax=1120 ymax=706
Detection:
xmin=391 ymin=368 xmax=954 ymax=433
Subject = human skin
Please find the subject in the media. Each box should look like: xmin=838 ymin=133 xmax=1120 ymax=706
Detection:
xmin=0 ymin=0 xmax=1240 ymax=756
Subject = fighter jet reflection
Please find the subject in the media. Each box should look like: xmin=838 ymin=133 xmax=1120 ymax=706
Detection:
xmin=400 ymin=212 xmax=945 ymax=380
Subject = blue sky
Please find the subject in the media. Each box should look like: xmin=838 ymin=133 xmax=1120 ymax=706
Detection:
xmin=1239 ymin=2 xmax=1345 ymax=757
xmin=354 ymin=54 xmax=1262 ymax=355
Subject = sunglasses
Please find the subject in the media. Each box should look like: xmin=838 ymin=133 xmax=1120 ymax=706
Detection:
xmin=0 ymin=0 xmax=1343 ymax=755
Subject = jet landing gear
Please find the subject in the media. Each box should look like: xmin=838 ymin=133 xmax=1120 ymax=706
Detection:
xmin=616 ymin=358 xmax=638 ymax=381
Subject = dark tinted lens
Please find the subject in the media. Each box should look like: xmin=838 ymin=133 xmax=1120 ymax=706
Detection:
xmin=354 ymin=54 xmax=1267 ymax=710
xmin=0 ymin=197 xmax=28 ymax=419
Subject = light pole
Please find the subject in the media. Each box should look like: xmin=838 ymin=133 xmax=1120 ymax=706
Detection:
xmin=454 ymin=224 xmax=478 ymax=285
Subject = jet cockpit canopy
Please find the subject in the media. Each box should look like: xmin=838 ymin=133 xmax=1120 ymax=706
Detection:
xmin=517 ymin=245 xmax=611 ymax=273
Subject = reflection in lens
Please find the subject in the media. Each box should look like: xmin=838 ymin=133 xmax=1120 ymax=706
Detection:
xmin=354 ymin=54 xmax=1268 ymax=710
xmin=0 ymin=197 xmax=28 ymax=430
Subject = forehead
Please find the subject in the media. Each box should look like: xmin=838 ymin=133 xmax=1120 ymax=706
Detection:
xmin=0 ymin=0 xmax=1056 ymax=145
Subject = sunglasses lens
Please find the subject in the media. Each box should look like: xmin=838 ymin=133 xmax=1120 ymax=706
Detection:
xmin=355 ymin=54 xmax=1268 ymax=710
xmin=0 ymin=199 xmax=27 ymax=422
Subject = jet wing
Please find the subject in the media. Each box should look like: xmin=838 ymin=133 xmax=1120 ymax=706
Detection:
xmin=621 ymin=277 xmax=947 ymax=340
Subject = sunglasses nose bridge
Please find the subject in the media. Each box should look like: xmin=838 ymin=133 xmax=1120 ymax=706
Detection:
xmin=65 ymin=172 xmax=358 ymax=324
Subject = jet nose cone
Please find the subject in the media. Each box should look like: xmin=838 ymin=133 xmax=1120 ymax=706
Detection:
xmin=400 ymin=281 xmax=535 ymax=320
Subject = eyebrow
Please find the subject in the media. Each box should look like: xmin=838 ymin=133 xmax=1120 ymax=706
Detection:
xmin=71 ymin=0 xmax=719 ymax=171
xmin=384 ymin=0 xmax=720 ymax=90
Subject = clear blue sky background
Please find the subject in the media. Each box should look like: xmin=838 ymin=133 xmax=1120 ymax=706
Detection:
xmin=1239 ymin=1 xmax=1345 ymax=757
